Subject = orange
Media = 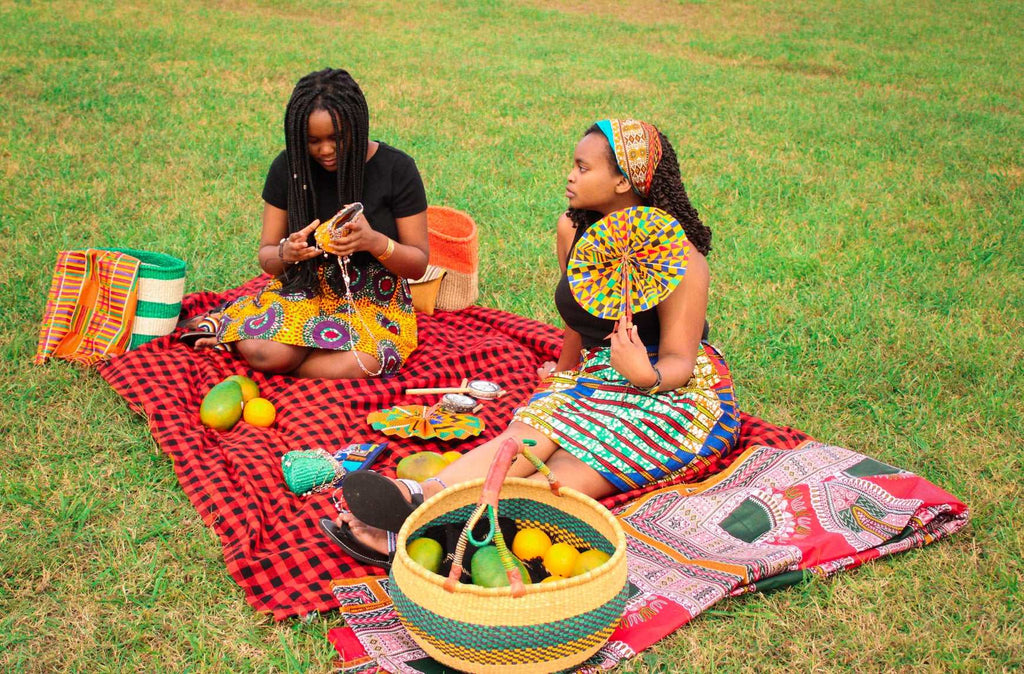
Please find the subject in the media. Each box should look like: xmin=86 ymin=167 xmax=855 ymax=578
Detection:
xmin=571 ymin=549 xmax=611 ymax=576
xmin=224 ymin=374 xmax=260 ymax=402
xmin=512 ymin=527 xmax=552 ymax=562
xmin=442 ymin=451 xmax=461 ymax=464
xmin=541 ymin=575 xmax=565 ymax=584
xmin=542 ymin=542 xmax=580 ymax=579
xmin=242 ymin=397 xmax=276 ymax=427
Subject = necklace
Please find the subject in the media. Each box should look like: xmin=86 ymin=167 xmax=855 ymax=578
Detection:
xmin=338 ymin=253 xmax=384 ymax=377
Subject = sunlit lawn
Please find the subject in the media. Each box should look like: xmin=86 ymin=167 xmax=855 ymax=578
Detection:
xmin=1 ymin=0 xmax=1021 ymax=671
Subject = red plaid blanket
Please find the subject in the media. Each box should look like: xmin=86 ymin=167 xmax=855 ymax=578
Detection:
xmin=97 ymin=275 xmax=808 ymax=620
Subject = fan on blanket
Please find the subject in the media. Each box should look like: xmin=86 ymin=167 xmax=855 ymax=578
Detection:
xmin=367 ymin=404 xmax=484 ymax=441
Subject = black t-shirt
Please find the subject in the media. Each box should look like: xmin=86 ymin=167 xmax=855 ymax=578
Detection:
xmin=262 ymin=142 xmax=427 ymax=266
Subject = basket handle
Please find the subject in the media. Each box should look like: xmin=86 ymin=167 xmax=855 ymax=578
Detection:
xmin=443 ymin=436 xmax=562 ymax=595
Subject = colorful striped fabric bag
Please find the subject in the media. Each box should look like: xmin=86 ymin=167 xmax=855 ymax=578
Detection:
xmin=34 ymin=249 xmax=142 ymax=366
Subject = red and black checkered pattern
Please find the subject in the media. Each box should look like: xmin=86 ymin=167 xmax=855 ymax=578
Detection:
xmin=97 ymin=275 xmax=812 ymax=620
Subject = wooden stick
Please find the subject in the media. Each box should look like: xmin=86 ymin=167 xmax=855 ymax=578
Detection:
xmin=405 ymin=377 xmax=470 ymax=396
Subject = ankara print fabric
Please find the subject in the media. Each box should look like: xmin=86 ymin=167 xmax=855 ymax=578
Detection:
xmin=218 ymin=260 xmax=416 ymax=374
xmin=513 ymin=342 xmax=740 ymax=492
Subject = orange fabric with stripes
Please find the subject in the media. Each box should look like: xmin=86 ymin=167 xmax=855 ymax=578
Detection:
xmin=35 ymin=249 xmax=141 ymax=366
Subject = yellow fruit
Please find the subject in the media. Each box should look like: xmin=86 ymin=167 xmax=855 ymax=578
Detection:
xmin=541 ymin=575 xmax=565 ymax=584
xmin=442 ymin=451 xmax=461 ymax=464
xmin=512 ymin=527 xmax=552 ymax=562
xmin=224 ymin=374 xmax=259 ymax=402
xmin=396 ymin=452 xmax=448 ymax=482
xmin=571 ymin=549 xmax=611 ymax=577
xmin=199 ymin=380 xmax=243 ymax=431
xmin=242 ymin=397 xmax=276 ymax=427
xmin=542 ymin=542 xmax=580 ymax=579
xmin=407 ymin=537 xmax=444 ymax=574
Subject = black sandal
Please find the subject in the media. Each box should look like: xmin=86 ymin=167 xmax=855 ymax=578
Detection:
xmin=318 ymin=517 xmax=396 ymax=572
xmin=342 ymin=471 xmax=424 ymax=534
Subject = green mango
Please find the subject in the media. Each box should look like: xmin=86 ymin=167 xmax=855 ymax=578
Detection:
xmin=199 ymin=380 xmax=243 ymax=431
xmin=470 ymin=545 xmax=531 ymax=588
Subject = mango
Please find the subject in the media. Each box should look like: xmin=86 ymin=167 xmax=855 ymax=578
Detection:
xmin=199 ymin=380 xmax=243 ymax=431
xmin=407 ymin=537 xmax=444 ymax=574
xmin=571 ymin=549 xmax=611 ymax=576
xmin=471 ymin=545 xmax=531 ymax=588
xmin=396 ymin=452 xmax=448 ymax=482
xmin=223 ymin=374 xmax=259 ymax=402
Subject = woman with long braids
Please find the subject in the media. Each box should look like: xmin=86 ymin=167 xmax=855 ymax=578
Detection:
xmin=326 ymin=119 xmax=740 ymax=568
xmin=189 ymin=68 xmax=428 ymax=379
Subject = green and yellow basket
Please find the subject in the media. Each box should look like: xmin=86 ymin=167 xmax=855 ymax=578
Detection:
xmin=389 ymin=439 xmax=629 ymax=673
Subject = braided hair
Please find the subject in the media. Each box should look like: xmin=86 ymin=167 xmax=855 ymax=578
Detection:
xmin=567 ymin=124 xmax=712 ymax=256
xmin=279 ymin=68 xmax=370 ymax=294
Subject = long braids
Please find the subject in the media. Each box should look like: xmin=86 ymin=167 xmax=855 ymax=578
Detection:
xmin=279 ymin=68 xmax=370 ymax=294
xmin=567 ymin=125 xmax=712 ymax=256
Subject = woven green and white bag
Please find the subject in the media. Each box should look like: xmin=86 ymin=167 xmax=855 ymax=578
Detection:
xmin=103 ymin=248 xmax=186 ymax=349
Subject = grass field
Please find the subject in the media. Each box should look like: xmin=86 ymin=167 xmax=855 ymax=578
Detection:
xmin=1 ymin=0 xmax=1021 ymax=671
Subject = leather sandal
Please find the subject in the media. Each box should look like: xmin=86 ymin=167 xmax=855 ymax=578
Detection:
xmin=318 ymin=517 xmax=396 ymax=572
xmin=342 ymin=471 xmax=424 ymax=534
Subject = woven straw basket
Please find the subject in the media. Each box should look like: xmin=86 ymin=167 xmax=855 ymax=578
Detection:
xmin=390 ymin=476 xmax=628 ymax=673
xmin=424 ymin=206 xmax=478 ymax=311
xmin=103 ymin=247 xmax=186 ymax=348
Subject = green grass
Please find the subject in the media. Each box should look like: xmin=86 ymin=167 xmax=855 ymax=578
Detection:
xmin=1 ymin=0 xmax=1021 ymax=670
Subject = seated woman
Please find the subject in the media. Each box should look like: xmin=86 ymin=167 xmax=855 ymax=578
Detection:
xmin=325 ymin=119 xmax=739 ymax=566
xmin=189 ymin=68 xmax=429 ymax=379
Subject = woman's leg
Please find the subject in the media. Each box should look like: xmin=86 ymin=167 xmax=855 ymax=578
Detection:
xmin=529 ymin=449 xmax=617 ymax=500
xmin=291 ymin=349 xmax=382 ymax=380
xmin=234 ymin=340 xmax=309 ymax=374
xmin=427 ymin=422 xmax=561 ymax=496
xmin=335 ymin=422 xmax=561 ymax=555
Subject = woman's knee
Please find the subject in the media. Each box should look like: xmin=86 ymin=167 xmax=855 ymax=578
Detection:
xmin=236 ymin=340 xmax=306 ymax=373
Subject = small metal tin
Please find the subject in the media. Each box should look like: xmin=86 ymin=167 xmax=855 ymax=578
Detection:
xmin=441 ymin=393 xmax=478 ymax=414
xmin=466 ymin=380 xmax=504 ymax=399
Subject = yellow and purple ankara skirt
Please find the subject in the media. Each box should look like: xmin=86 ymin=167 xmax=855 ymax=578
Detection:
xmin=513 ymin=342 xmax=740 ymax=492
xmin=217 ymin=261 xmax=417 ymax=374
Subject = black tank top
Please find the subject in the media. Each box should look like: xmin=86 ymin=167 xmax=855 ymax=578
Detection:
xmin=554 ymin=221 xmax=708 ymax=350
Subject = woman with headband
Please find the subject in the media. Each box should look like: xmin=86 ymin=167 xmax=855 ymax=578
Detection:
xmin=325 ymin=120 xmax=739 ymax=568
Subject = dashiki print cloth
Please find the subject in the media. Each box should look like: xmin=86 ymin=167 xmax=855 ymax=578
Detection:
xmin=328 ymin=441 xmax=969 ymax=674
xmin=513 ymin=343 xmax=740 ymax=492
xmin=217 ymin=260 xmax=416 ymax=374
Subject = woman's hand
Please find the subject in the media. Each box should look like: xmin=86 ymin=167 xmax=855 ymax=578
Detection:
xmin=607 ymin=317 xmax=658 ymax=388
xmin=281 ymin=219 xmax=324 ymax=265
xmin=325 ymin=207 xmax=384 ymax=258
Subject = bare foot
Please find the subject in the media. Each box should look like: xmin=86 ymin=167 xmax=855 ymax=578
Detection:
xmin=338 ymin=510 xmax=390 ymax=555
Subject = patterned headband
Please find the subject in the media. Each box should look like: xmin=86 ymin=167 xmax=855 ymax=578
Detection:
xmin=595 ymin=119 xmax=663 ymax=198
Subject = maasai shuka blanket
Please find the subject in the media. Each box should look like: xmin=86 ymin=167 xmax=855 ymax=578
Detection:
xmin=327 ymin=440 xmax=968 ymax=673
xmin=97 ymin=274 xmax=748 ymax=619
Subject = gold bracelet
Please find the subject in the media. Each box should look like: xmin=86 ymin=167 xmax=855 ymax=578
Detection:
xmin=375 ymin=237 xmax=396 ymax=261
